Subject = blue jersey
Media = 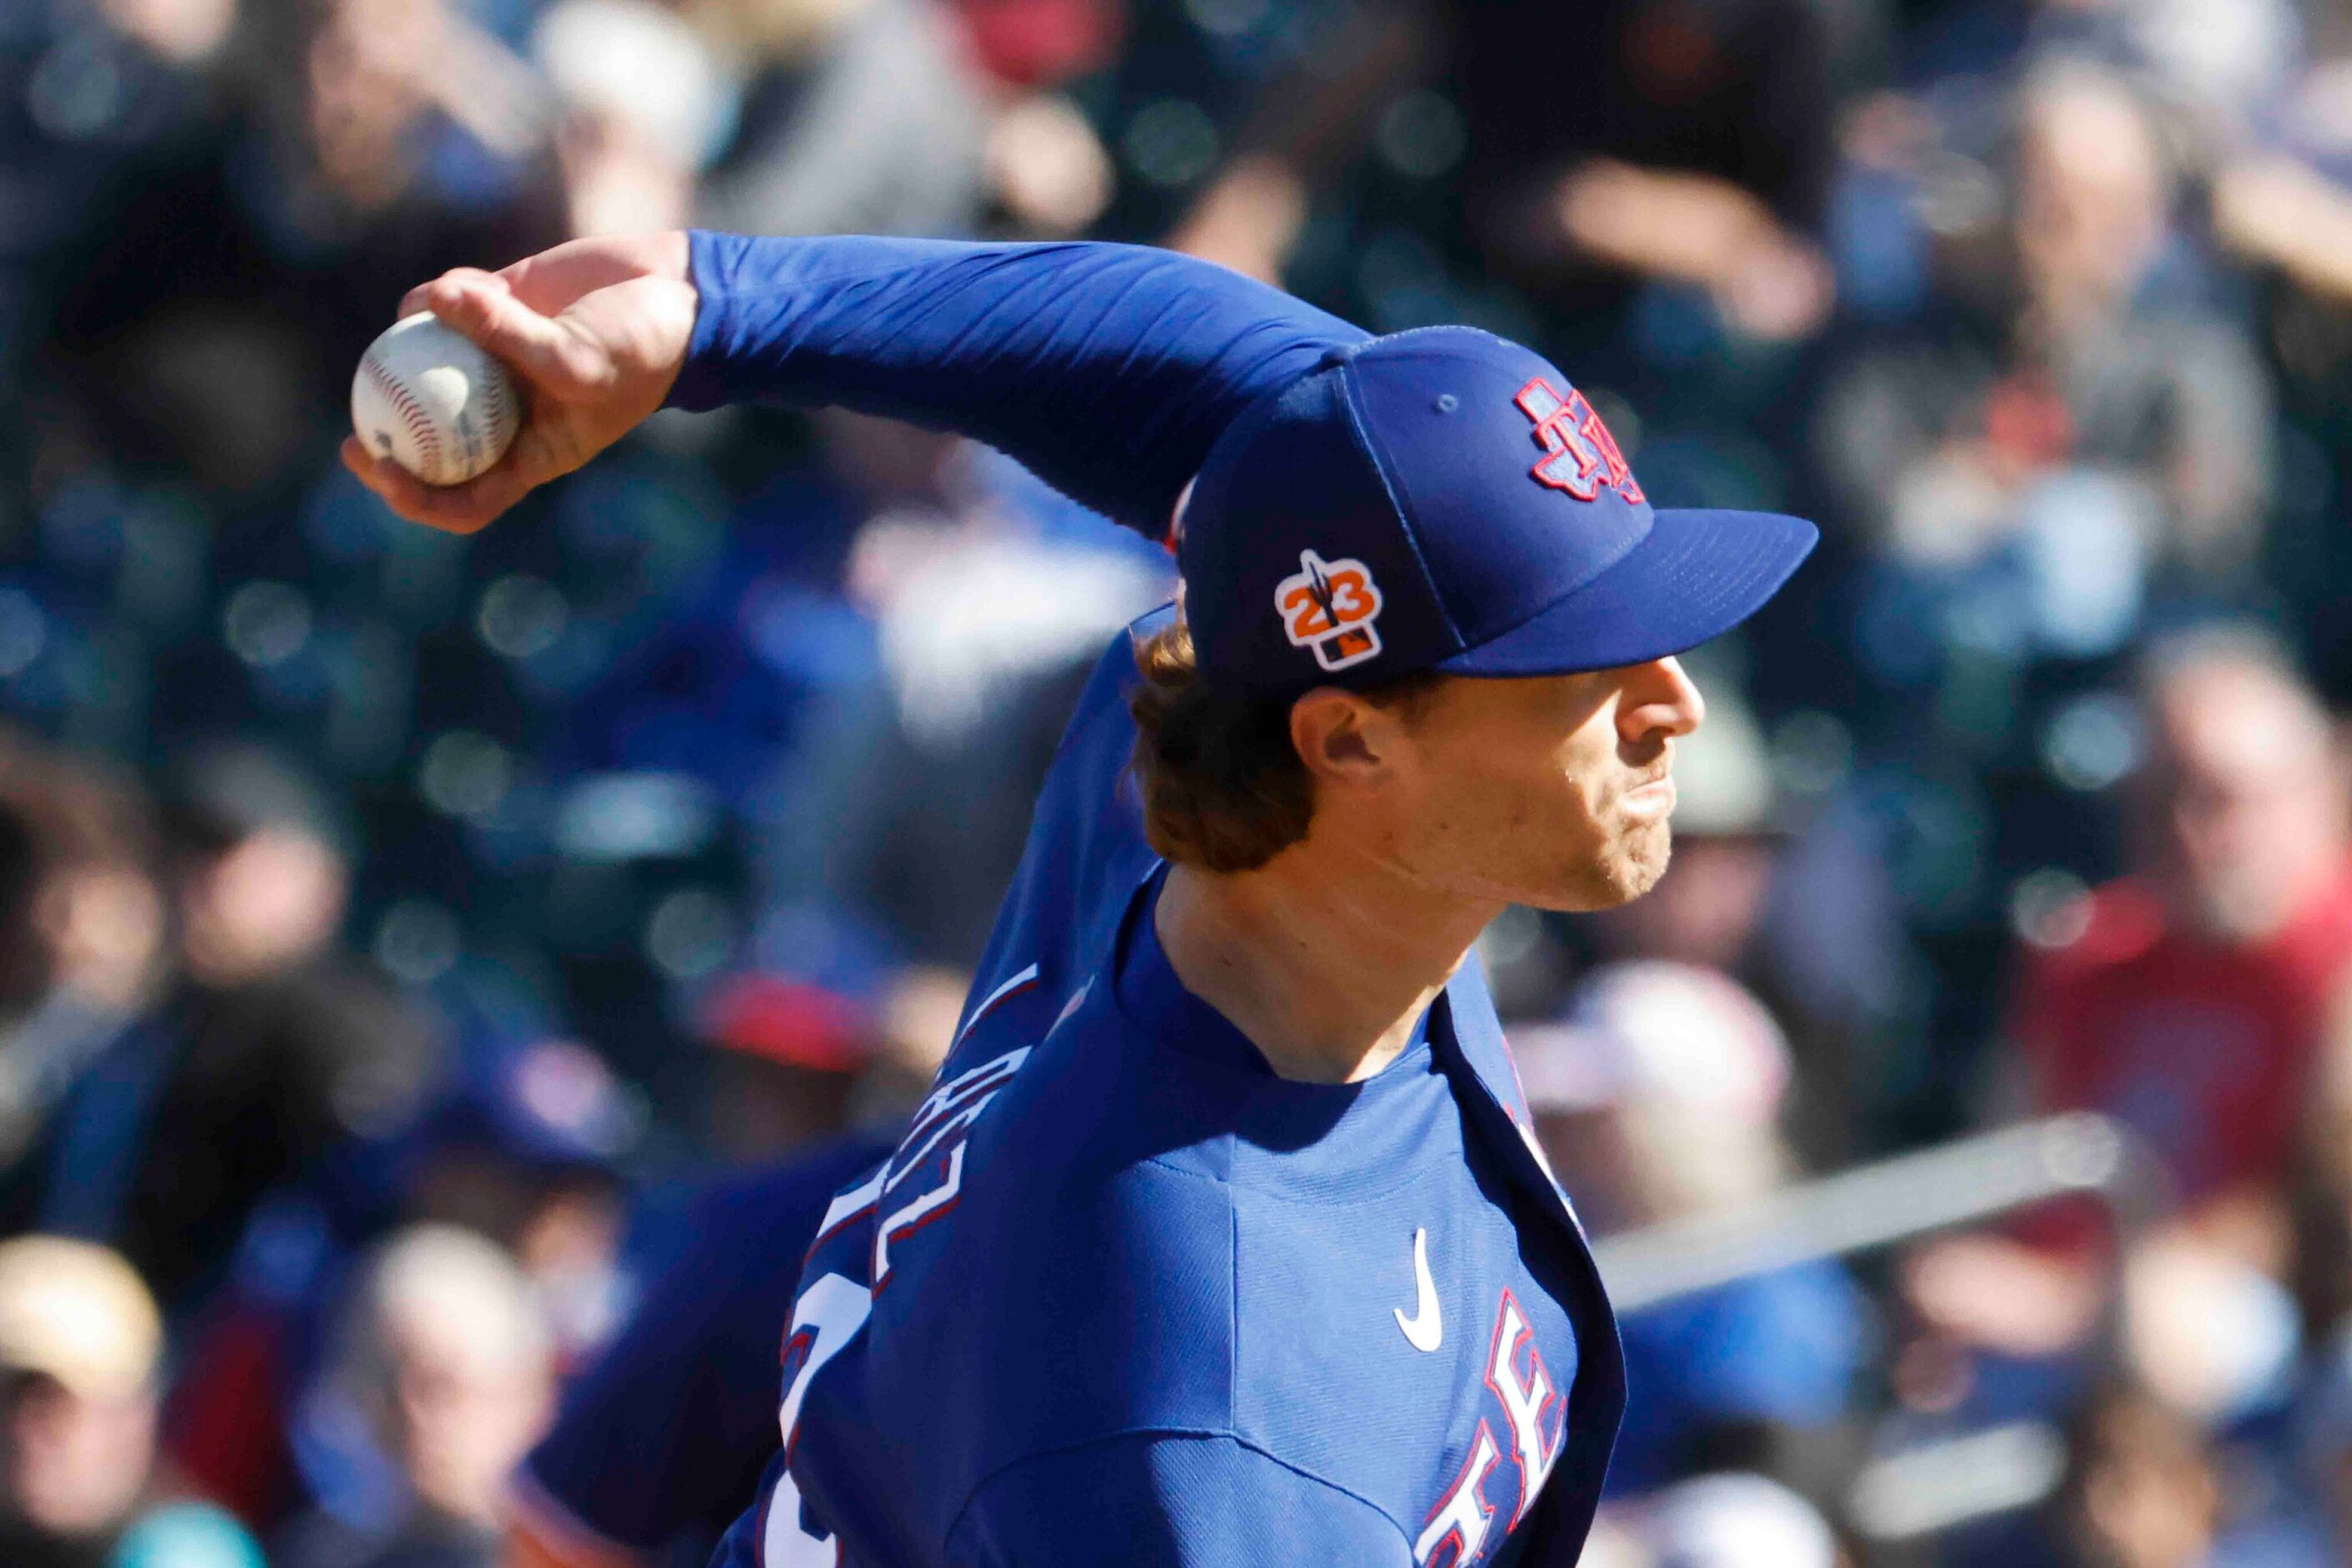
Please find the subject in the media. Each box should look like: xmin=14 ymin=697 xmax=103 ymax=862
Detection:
xmin=665 ymin=233 xmax=1625 ymax=1566
xmin=713 ymin=623 xmax=1623 ymax=1567
xmin=515 ymin=1135 xmax=896 ymax=1564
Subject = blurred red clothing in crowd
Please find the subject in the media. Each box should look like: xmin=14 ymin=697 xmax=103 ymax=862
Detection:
xmin=2014 ymin=865 xmax=2352 ymax=1206
xmin=952 ymin=0 xmax=1121 ymax=88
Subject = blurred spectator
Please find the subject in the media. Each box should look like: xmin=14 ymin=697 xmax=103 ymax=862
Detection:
xmin=2114 ymin=1228 xmax=2299 ymax=1437
xmin=982 ymin=90 xmax=1115 ymax=238
xmin=0 ymin=1235 xmax=262 ymax=1568
xmin=560 ymin=411 xmax=925 ymax=817
xmin=1894 ymin=0 xmax=2299 ymax=133
xmin=947 ymin=0 xmax=1121 ymax=94
xmin=0 ymin=741 xmax=432 ymax=1311
xmin=402 ymin=1039 xmax=640 ymax=1368
xmin=680 ymin=0 xmax=987 ymax=240
xmin=1460 ymin=0 xmax=1841 ymax=346
xmin=533 ymin=0 xmax=726 ymax=239
xmin=1165 ymin=0 xmax=1424 ymax=287
xmin=1817 ymin=63 xmax=2272 ymax=625
xmin=164 ymin=745 xmax=348 ymax=988
xmin=506 ymin=1133 xmax=892 ymax=1568
xmin=42 ymin=0 xmax=556 ymax=494
xmin=0 ymin=747 xmax=179 ymax=1243
xmin=508 ymin=965 xmax=955 ymax=1565
xmin=1909 ymin=627 xmax=2351 ymax=1368
xmin=2027 ymin=628 xmax=2351 ymax=1212
xmin=1516 ymin=961 xmax=1866 ymax=1497
xmin=566 ymin=412 xmax=1171 ymax=928
xmin=0 ymin=736 xmax=160 ymax=1011
xmin=697 ymin=972 xmax=880 ymax=1162
xmin=106 ymin=744 xmax=440 ymax=1309
xmin=276 ymin=1225 xmax=554 ymax=1568
xmin=164 ymin=1036 xmax=634 ymax=1528
xmin=1176 ymin=0 xmax=1839 ymax=344
xmin=1 ymin=0 xmax=242 ymax=367
xmin=2205 ymin=0 xmax=2352 ymax=469
xmin=668 ymin=0 xmax=1113 ymax=244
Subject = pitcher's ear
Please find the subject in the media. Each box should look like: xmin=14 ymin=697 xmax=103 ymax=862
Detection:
xmin=1288 ymin=688 xmax=1411 ymax=791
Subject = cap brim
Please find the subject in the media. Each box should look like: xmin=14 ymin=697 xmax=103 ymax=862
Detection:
xmin=1435 ymin=508 xmax=1817 ymax=677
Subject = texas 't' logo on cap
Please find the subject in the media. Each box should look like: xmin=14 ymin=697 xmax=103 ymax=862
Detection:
xmin=1275 ymin=549 xmax=1383 ymax=673
xmin=1515 ymin=378 xmax=1645 ymax=506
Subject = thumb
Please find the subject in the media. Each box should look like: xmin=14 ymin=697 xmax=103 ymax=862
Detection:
xmin=414 ymin=270 xmax=618 ymax=403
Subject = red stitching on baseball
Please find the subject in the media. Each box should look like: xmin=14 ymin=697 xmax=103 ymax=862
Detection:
xmin=363 ymin=353 xmax=443 ymax=478
xmin=479 ymin=363 xmax=516 ymax=462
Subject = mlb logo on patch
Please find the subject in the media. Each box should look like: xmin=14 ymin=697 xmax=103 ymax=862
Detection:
xmin=1275 ymin=549 xmax=1384 ymax=673
xmin=1515 ymin=378 xmax=1644 ymax=506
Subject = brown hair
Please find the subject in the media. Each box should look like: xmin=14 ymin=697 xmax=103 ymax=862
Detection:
xmin=1127 ymin=613 xmax=1439 ymax=873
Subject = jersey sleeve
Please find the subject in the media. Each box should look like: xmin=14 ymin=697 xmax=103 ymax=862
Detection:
xmin=513 ymin=1252 xmax=751 ymax=1560
xmin=516 ymin=1145 xmax=891 ymax=1561
xmin=943 ymin=1434 xmax=1414 ymax=1568
xmin=667 ymin=234 xmax=1370 ymax=538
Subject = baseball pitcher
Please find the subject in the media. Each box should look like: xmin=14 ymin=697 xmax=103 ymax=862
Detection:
xmin=349 ymin=232 xmax=1817 ymax=1567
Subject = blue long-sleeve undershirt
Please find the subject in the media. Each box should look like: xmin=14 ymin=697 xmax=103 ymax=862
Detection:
xmin=667 ymin=232 xmax=1370 ymax=539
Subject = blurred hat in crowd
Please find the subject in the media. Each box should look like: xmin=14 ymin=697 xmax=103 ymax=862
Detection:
xmin=0 ymin=1237 xmax=161 ymax=1402
xmin=1512 ymin=960 xmax=1792 ymax=1125
xmin=157 ymin=741 xmax=343 ymax=855
xmin=746 ymin=900 xmax=904 ymax=1008
xmin=957 ymin=0 xmax=1122 ymax=89
xmin=699 ymin=973 xmax=877 ymax=1074
xmin=426 ymin=1037 xmax=641 ymax=1174
xmin=1644 ymin=1474 xmax=1837 ymax=1568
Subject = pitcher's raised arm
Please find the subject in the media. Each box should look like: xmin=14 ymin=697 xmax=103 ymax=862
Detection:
xmin=669 ymin=233 xmax=1367 ymax=538
xmin=347 ymin=230 xmax=1368 ymax=540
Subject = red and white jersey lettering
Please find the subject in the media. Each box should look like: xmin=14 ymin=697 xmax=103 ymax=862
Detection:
xmin=873 ymin=1046 xmax=1032 ymax=1288
xmin=761 ymin=1041 xmax=1039 ymax=1562
xmin=1416 ymin=1422 xmax=1500 ymax=1568
xmin=766 ymin=1275 xmax=871 ymax=1565
xmin=1411 ymin=1292 xmax=1571 ymax=1565
xmin=1485 ymin=1290 xmax=1565 ymax=1528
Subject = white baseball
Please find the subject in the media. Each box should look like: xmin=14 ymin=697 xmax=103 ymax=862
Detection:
xmin=352 ymin=313 xmax=522 ymax=487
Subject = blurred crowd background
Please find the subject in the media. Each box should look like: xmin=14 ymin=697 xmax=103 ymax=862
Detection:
xmin=9 ymin=0 xmax=2352 ymax=1564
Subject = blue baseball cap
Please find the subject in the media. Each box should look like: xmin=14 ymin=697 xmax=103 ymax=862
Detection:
xmin=1177 ymin=327 xmax=1817 ymax=694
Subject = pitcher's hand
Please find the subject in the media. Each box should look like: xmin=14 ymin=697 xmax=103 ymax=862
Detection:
xmin=343 ymin=230 xmax=699 ymax=534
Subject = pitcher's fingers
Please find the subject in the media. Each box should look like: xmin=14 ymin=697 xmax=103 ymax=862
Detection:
xmin=497 ymin=238 xmax=663 ymax=316
xmin=341 ymin=438 xmax=483 ymax=532
xmin=400 ymin=266 xmax=507 ymax=322
xmin=341 ymin=438 xmax=530 ymax=535
xmin=418 ymin=273 xmax=615 ymax=402
xmin=342 ymin=438 xmax=443 ymax=524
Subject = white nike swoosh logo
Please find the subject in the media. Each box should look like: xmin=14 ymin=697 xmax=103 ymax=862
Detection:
xmin=1394 ymin=1227 xmax=1442 ymax=1353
